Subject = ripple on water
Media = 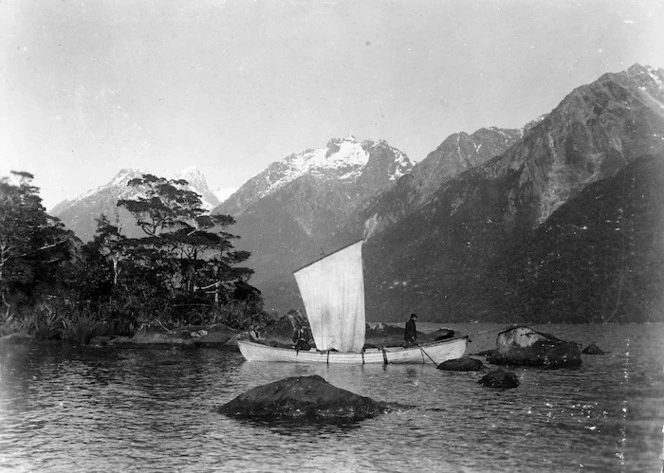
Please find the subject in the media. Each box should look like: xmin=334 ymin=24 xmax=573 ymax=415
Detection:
xmin=0 ymin=324 xmax=663 ymax=472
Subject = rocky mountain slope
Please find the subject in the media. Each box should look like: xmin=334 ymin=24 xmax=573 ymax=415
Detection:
xmin=51 ymin=167 xmax=219 ymax=241
xmin=219 ymin=127 xmax=527 ymax=314
xmin=362 ymin=64 xmax=664 ymax=322
xmin=211 ymin=136 xmax=413 ymax=306
xmin=217 ymin=135 xmax=411 ymax=219
xmin=350 ymin=127 xmax=523 ymax=239
xmin=487 ymin=152 xmax=664 ymax=323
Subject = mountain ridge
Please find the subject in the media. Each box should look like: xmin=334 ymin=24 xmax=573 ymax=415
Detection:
xmin=217 ymin=135 xmax=411 ymax=217
xmin=361 ymin=63 xmax=664 ymax=322
xmin=46 ymin=63 xmax=664 ymax=323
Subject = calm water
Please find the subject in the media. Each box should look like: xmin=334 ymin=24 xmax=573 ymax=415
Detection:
xmin=0 ymin=323 xmax=663 ymax=473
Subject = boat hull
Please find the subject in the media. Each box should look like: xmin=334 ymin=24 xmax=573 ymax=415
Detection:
xmin=237 ymin=337 xmax=468 ymax=365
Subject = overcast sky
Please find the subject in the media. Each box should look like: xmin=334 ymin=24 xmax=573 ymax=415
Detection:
xmin=1 ymin=0 xmax=663 ymax=210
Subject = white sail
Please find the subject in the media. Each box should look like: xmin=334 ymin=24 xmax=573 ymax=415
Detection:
xmin=294 ymin=241 xmax=365 ymax=352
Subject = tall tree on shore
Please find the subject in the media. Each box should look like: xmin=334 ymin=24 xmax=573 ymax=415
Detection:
xmin=0 ymin=171 xmax=75 ymax=315
xmin=116 ymin=174 xmax=255 ymax=308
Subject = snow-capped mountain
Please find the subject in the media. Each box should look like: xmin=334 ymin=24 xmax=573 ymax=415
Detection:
xmin=204 ymin=64 xmax=664 ymax=324
xmin=218 ymin=135 xmax=411 ymax=216
xmin=51 ymin=167 xmax=219 ymax=241
xmin=211 ymin=135 xmax=413 ymax=312
xmin=172 ymin=166 xmax=220 ymax=210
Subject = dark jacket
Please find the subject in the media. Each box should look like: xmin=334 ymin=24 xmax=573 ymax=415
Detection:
xmin=404 ymin=318 xmax=417 ymax=343
xmin=293 ymin=327 xmax=308 ymax=343
xmin=293 ymin=327 xmax=311 ymax=351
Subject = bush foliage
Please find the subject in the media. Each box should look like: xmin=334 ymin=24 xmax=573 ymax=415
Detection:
xmin=0 ymin=171 xmax=269 ymax=341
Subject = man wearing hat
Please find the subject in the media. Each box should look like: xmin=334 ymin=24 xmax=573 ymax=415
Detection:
xmin=403 ymin=313 xmax=418 ymax=347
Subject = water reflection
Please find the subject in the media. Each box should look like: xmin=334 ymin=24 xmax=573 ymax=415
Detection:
xmin=0 ymin=324 xmax=663 ymax=472
xmin=230 ymin=416 xmax=364 ymax=437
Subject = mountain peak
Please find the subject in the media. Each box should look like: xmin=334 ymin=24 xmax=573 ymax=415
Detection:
xmin=113 ymin=167 xmax=143 ymax=179
xmin=328 ymin=134 xmax=357 ymax=143
xmin=625 ymin=63 xmax=664 ymax=91
xmin=627 ymin=62 xmax=658 ymax=75
xmin=174 ymin=166 xmax=205 ymax=179
xmin=215 ymin=136 xmax=412 ymax=215
xmin=173 ymin=166 xmax=209 ymax=188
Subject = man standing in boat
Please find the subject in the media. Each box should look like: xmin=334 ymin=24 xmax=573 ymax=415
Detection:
xmin=403 ymin=313 xmax=418 ymax=347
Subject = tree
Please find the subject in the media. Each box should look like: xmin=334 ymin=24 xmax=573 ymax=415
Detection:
xmin=0 ymin=171 xmax=75 ymax=315
xmin=90 ymin=214 xmax=126 ymax=287
xmin=115 ymin=174 xmax=257 ymax=321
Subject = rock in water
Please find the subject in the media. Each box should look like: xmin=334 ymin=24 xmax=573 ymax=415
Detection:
xmin=478 ymin=369 xmax=520 ymax=389
xmin=486 ymin=326 xmax=582 ymax=368
xmin=582 ymin=343 xmax=606 ymax=355
xmin=437 ymin=357 xmax=484 ymax=371
xmin=218 ymin=375 xmax=390 ymax=421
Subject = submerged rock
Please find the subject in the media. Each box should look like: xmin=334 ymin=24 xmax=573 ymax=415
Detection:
xmin=218 ymin=375 xmax=390 ymax=422
xmin=485 ymin=326 xmax=581 ymax=368
xmin=582 ymin=343 xmax=606 ymax=355
xmin=478 ymin=369 xmax=520 ymax=389
xmin=437 ymin=357 xmax=484 ymax=371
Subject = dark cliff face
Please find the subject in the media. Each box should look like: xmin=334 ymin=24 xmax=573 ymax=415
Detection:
xmin=363 ymin=165 xmax=522 ymax=321
xmin=357 ymin=140 xmax=412 ymax=193
xmin=486 ymin=153 xmax=664 ymax=323
xmin=362 ymin=64 xmax=664 ymax=323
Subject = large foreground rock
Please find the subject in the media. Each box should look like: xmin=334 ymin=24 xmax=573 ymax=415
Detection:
xmin=485 ymin=326 xmax=581 ymax=368
xmin=218 ymin=375 xmax=391 ymax=422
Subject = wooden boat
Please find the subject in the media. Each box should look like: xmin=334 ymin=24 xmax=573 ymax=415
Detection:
xmin=238 ymin=337 xmax=468 ymax=365
xmin=237 ymin=240 xmax=467 ymax=365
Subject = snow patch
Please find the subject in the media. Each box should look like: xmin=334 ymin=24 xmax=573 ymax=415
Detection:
xmin=256 ymin=136 xmax=372 ymax=198
xmin=62 ymin=166 xmax=218 ymax=210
